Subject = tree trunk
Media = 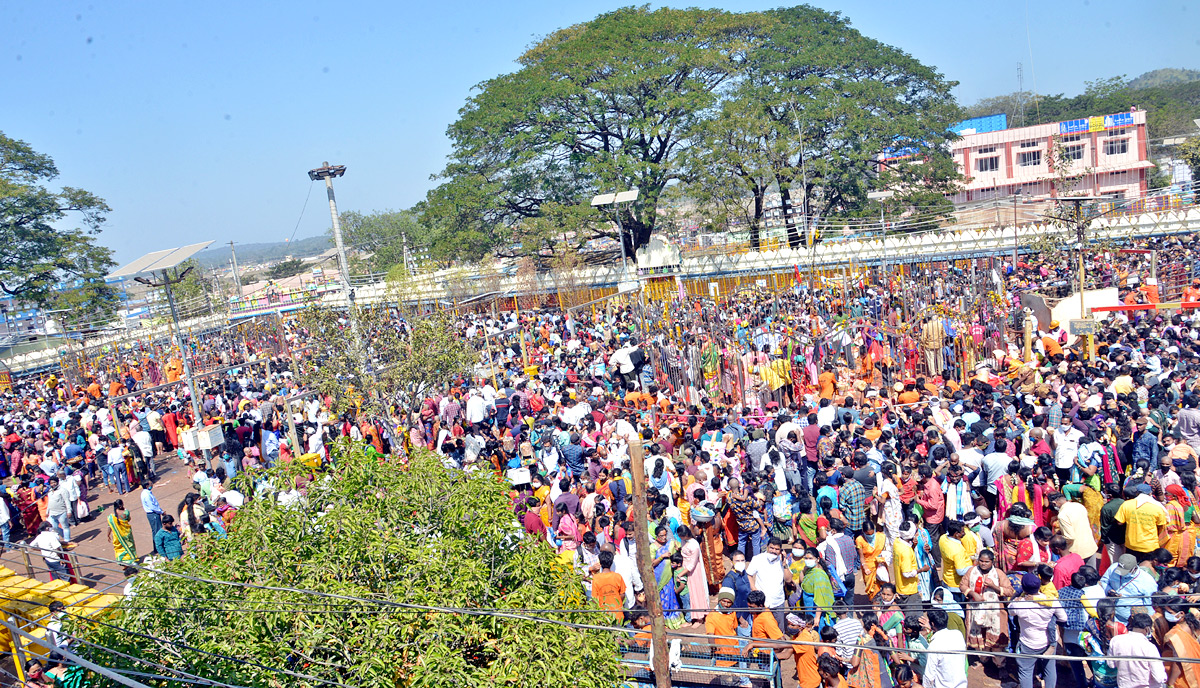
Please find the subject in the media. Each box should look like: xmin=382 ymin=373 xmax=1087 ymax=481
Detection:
xmin=780 ymin=184 xmax=802 ymax=249
xmin=749 ymin=192 xmax=764 ymax=250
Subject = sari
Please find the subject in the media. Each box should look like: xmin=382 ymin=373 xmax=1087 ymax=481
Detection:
xmin=655 ymin=543 xmax=683 ymax=627
xmin=1177 ymin=523 xmax=1200 ymax=567
xmin=1164 ymin=623 xmax=1200 ymax=688
xmin=856 ymin=532 xmax=887 ymax=600
xmin=847 ymin=637 xmax=888 ymax=688
xmin=1081 ymin=485 xmax=1104 ymax=540
xmin=108 ymin=512 xmax=136 ymax=564
xmin=960 ymin=566 xmax=1009 ymax=651
xmin=878 ymin=605 xmax=907 ymax=649
xmin=1164 ymin=500 xmax=1185 ymax=560
xmin=800 ymin=565 xmax=836 ymax=628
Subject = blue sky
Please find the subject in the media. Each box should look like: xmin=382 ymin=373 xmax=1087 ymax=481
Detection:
xmin=5 ymin=1 xmax=1197 ymax=264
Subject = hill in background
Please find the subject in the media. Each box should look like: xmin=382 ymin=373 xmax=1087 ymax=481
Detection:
xmin=193 ymin=234 xmax=331 ymax=269
xmin=1127 ymin=68 xmax=1200 ymax=90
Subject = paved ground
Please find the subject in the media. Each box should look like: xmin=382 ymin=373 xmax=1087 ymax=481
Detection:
xmin=3 ymin=449 xmax=198 ymax=591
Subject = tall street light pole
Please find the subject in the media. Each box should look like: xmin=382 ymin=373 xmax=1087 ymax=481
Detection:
xmin=308 ymin=162 xmax=369 ymax=382
xmin=135 ymin=266 xmax=211 ymax=468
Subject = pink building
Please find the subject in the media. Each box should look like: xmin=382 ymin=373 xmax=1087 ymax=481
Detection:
xmin=950 ymin=109 xmax=1151 ymax=204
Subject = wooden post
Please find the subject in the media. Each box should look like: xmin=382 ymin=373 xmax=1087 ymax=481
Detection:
xmin=19 ymin=549 xmax=34 ymax=578
xmin=1023 ymin=315 xmax=1033 ymax=361
xmin=629 ymin=436 xmax=670 ymax=688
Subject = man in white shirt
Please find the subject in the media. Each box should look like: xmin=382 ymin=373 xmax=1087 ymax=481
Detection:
xmin=1053 ymin=419 xmax=1084 ymax=485
xmin=107 ymin=442 xmax=130 ymax=494
xmin=605 ymin=544 xmax=643 ymax=608
xmin=746 ymin=537 xmax=791 ymax=630
xmin=46 ymin=477 xmax=72 ymax=542
xmin=31 ymin=522 xmax=69 ymax=580
xmin=957 ymin=434 xmax=984 ymax=473
xmin=923 ymin=607 xmax=968 ymax=688
xmin=464 ymin=390 xmax=486 ymax=426
xmin=1107 ymin=613 xmax=1167 ymax=688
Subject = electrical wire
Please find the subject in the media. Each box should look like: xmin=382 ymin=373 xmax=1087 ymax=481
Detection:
xmin=6 ymin=612 xmax=250 ymax=688
xmin=287 ymin=180 xmax=317 ymax=245
xmin=7 ymin=540 xmax=1200 ymax=620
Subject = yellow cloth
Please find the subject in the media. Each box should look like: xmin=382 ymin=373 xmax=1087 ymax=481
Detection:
xmin=1115 ymin=496 xmax=1168 ymax=552
xmin=892 ymin=539 xmax=920 ymax=596
xmin=760 ymin=359 xmax=793 ymax=392
xmin=939 ymin=535 xmax=970 ymax=588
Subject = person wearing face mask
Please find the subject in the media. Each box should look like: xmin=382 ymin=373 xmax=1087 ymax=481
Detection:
xmin=721 ymin=551 xmax=753 ymax=625
xmin=106 ymin=499 xmax=137 ymax=565
xmin=960 ymin=548 xmax=1013 ymax=658
xmin=1099 ymin=554 xmax=1157 ymax=623
xmin=1162 ymin=597 xmax=1200 ymax=688
xmin=798 ymin=546 xmax=835 ymax=630
xmin=1106 ymin=613 xmax=1167 ymax=688
xmin=748 ymin=537 xmax=793 ymax=632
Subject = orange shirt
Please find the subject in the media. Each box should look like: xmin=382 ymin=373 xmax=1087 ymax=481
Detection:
xmin=794 ymin=629 xmax=822 ymax=688
xmin=1042 ymin=336 xmax=1063 ymax=357
xmin=87 ymin=382 xmax=101 ymax=400
xmin=897 ymin=391 xmax=920 ymax=405
xmin=704 ymin=611 xmax=739 ymax=667
xmin=591 ymin=571 xmax=626 ymax=621
xmin=752 ymin=611 xmax=784 ymax=641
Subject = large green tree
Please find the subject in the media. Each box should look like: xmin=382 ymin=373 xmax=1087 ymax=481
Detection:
xmin=0 ymin=132 xmax=117 ymax=317
xmin=429 ymin=6 xmax=765 ymax=257
xmin=732 ymin=6 xmax=964 ymax=247
xmin=429 ymin=6 xmax=963 ymax=257
xmin=74 ymin=444 xmax=619 ymax=688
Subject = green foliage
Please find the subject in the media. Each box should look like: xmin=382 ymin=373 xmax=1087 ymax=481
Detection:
xmin=297 ymin=306 xmax=476 ymax=418
xmin=1177 ymin=137 xmax=1200 ymax=180
xmin=0 ymin=131 xmax=117 ymax=310
xmin=1126 ymin=68 xmax=1200 ymax=90
xmin=429 ymin=6 xmax=766 ymax=256
xmin=73 ymin=445 xmax=619 ymax=687
xmin=336 ymin=210 xmax=421 ymax=273
xmin=163 ymin=259 xmax=220 ymax=319
xmin=429 ymin=5 xmax=962 ymax=256
xmin=734 ymin=6 xmax=963 ymax=244
xmin=266 ymin=258 xmax=309 ymax=280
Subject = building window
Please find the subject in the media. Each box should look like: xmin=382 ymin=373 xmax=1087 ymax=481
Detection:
xmin=976 ymin=157 xmax=999 ymax=172
xmin=1064 ymin=145 xmax=1085 ymax=161
xmin=1019 ymin=140 xmax=1039 ymax=149
xmin=1061 ymin=134 xmax=1083 ymax=143
xmin=1104 ymin=138 xmax=1129 ymax=155
xmin=1018 ymin=151 xmax=1041 ymax=167
xmin=1106 ymin=127 xmax=1130 ymax=137
xmin=976 ymin=145 xmax=996 ymax=154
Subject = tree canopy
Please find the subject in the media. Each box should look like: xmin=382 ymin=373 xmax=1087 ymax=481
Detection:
xmin=73 ymin=444 xmax=619 ymax=688
xmin=424 ymin=5 xmax=963 ymax=256
xmin=296 ymin=306 xmax=476 ymax=418
xmin=0 ymin=131 xmax=117 ymax=319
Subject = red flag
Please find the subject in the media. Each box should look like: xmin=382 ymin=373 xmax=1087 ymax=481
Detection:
xmin=794 ymin=264 xmax=801 ymax=283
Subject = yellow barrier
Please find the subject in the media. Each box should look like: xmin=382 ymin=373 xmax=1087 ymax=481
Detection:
xmin=0 ymin=566 xmax=119 ymax=677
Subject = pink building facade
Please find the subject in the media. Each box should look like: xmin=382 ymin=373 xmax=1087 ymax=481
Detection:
xmin=950 ymin=109 xmax=1151 ymax=205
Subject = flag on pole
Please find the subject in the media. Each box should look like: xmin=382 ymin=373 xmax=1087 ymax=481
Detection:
xmin=794 ymin=264 xmax=801 ymax=284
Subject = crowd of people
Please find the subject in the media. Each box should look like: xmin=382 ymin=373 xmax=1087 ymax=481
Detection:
xmin=3 ymin=233 xmax=1200 ymax=688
